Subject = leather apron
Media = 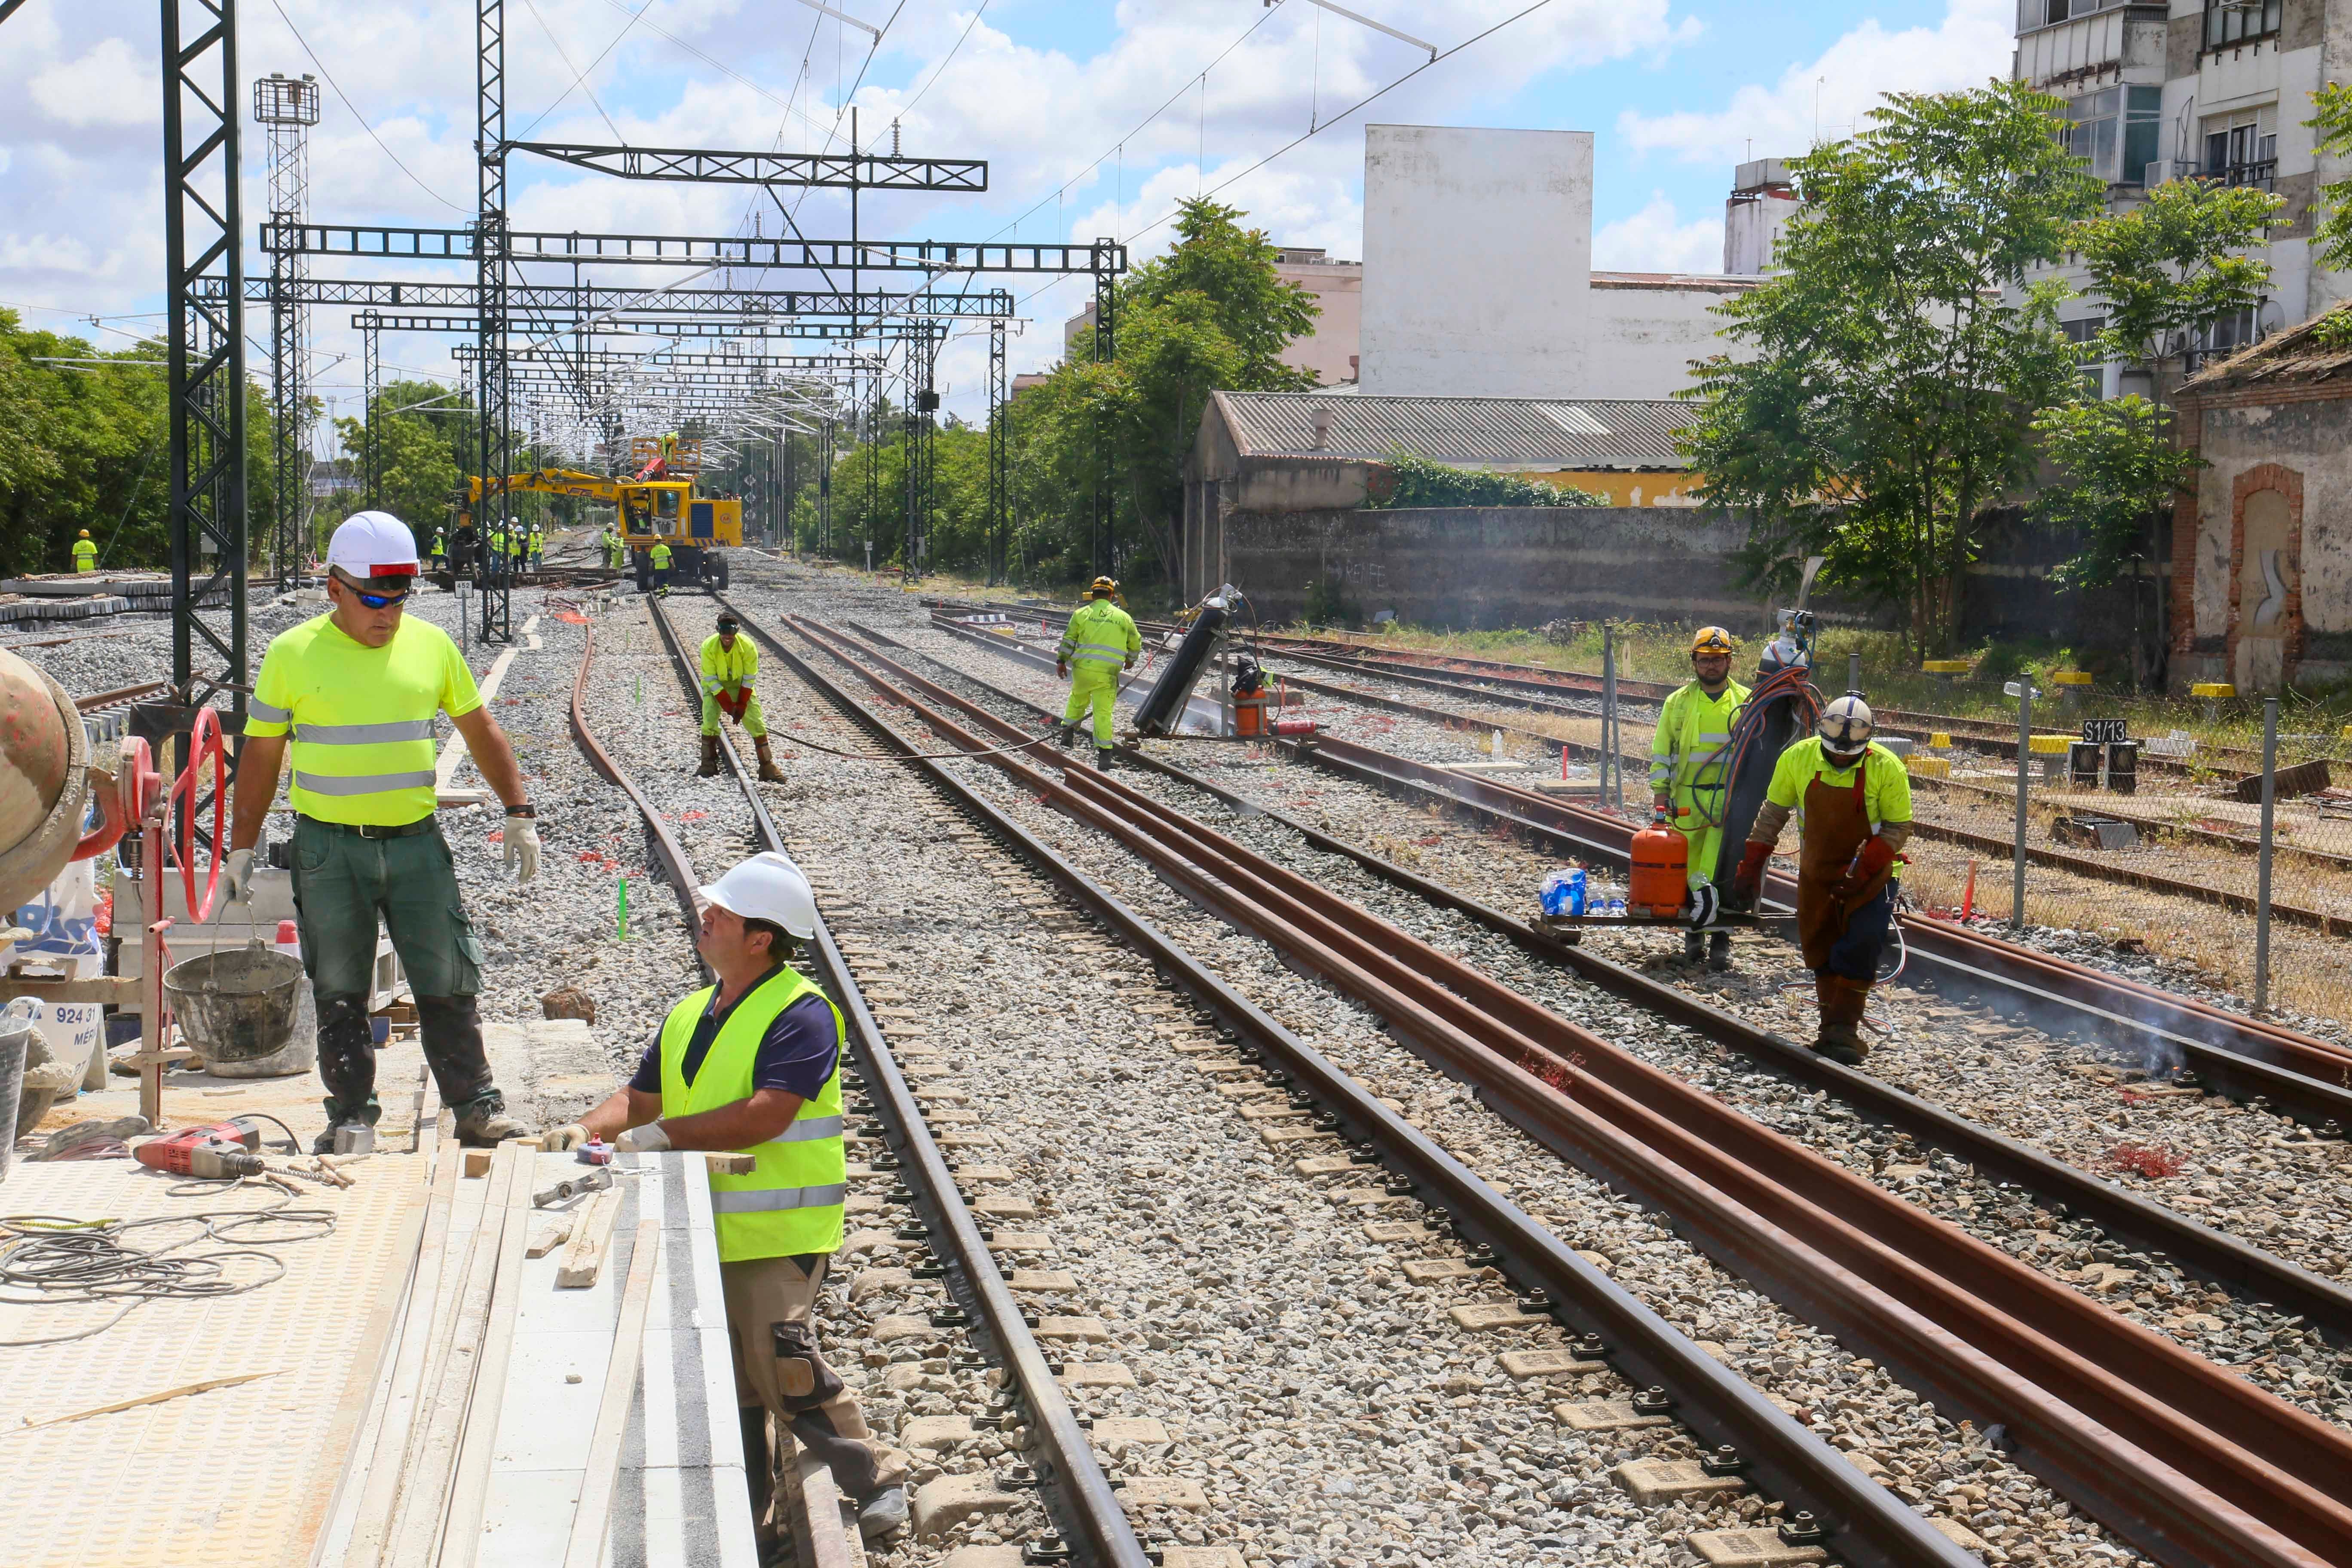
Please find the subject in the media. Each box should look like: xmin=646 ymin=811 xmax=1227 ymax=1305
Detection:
xmin=1796 ymin=763 xmax=1893 ymax=971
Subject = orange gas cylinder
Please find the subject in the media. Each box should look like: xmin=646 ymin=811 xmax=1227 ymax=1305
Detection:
xmin=1628 ymin=813 xmax=1688 ymax=917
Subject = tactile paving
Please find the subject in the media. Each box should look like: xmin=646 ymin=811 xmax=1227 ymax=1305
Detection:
xmin=0 ymin=1155 xmax=425 ymax=1568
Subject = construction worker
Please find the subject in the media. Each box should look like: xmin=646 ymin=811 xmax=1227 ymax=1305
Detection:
xmin=1055 ymin=576 xmax=1141 ymax=769
xmin=604 ymin=529 xmax=626 ymax=571
xmin=699 ymin=612 xmax=787 ymax=783
xmin=1651 ymin=627 xmax=1750 ymax=971
xmin=649 ymin=539 xmax=674 ymax=596
xmin=539 ymin=853 xmax=910 ymax=1545
xmin=527 ymin=522 xmax=545 ymax=571
xmin=70 ymin=530 xmax=96 ymax=573
xmin=1730 ymin=696 xmax=1912 ymax=1066
xmin=224 ymin=511 xmax=541 ymax=1151
xmin=428 ymin=527 xmax=447 ymax=570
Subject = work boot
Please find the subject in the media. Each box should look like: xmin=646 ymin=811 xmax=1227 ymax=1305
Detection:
xmin=1057 ymin=723 xmax=1076 ymax=749
xmin=857 ymin=1485 xmax=908 ymax=1542
xmin=1096 ymin=747 xmax=1117 ymax=771
xmin=698 ymin=734 xmax=722 ymax=777
xmin=452 ymin=1091 xmax=534 ymax=1148
xmin=313 ymin=1118 xmax=374 ymax=1155
xmin=1681 ymin=929 xmax=1706 ymax=965
xmin=753 ymin=733 xmax=786 ymax=784
xmin=1812 ymin=974 xmax=1871 ymax=1066
xmin=1707 ymin=930 xmax=1733 ymax=972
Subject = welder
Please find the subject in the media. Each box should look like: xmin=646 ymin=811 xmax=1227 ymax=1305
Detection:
xmin=1730 ymin=695 xmax=1911 ymax=1066
xmin=1650 ymin=626 xmax=1750 ymax=970
xmin=1055 ymin=576 xmax=1141 ymax=769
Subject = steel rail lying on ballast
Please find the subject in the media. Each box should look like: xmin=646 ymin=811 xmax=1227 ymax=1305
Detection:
xmin=780 ymin=608 xmax=2352 ymax=1568
xmin=723 ymin=598 xmax=1984 ymax=1568
xmin=924 ymin=607 xmax=2352 ymax=1129
xmin=883 ymin=614 xmax=2352 ymax=1332
xmin=637 ymin=597 xmax=1151 ymax=1568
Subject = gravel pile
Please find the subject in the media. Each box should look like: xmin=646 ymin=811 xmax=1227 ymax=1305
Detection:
xmin=713 ymin=571 xmax=2148 ymax=1568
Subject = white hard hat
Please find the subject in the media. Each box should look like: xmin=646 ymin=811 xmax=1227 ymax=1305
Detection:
xmin=326 ymin=511 xmax=421 ymax=580
xmin=697 ymin=851 xmax=818 ymax=940
xmin=1818 ymin=694 xmax=1875 ymax=763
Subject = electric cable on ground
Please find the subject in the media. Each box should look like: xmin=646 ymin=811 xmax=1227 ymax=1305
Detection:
xmin=0 ymin=1198 xmax=337 ymax=1348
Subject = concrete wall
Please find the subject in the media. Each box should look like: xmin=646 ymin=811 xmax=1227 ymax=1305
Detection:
xmin=2171 ymin=387 xmax=2352 ymax=691
xmin=1588 ymin=278 xmax=1744 ymax=401
xmin=1359 ymin=125 xmax=1593 ymax=398
xmin=1275 ymin=254 xmax=1364 ymax=387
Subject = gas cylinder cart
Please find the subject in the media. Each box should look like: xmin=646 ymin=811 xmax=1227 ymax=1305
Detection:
xmin=1531 ymin=810 xmax=1766 ymax=943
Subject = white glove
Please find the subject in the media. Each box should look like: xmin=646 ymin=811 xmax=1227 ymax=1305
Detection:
xmin=221 ymin=847 xmax=257 ymax=904
xmin=504 ymin=816 xmax=541 ymax=883
xmin=616 ymin=1121 xmax=671 ymax=1153
xmin=541 ymin=1122 xmax=591 ymax=1152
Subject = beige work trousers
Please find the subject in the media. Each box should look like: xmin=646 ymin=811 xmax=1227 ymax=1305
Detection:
xmin=722 ymin=1252 xmax=907 ymax=1518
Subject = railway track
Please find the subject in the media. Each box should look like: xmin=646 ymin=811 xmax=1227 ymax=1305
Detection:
xmin=920 ymin=607 xmax=2352 ymax=1133
xmin=717 ymin=588 xmax=2352 ymax=1568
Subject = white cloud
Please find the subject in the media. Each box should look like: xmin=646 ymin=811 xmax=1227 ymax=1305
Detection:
xmin=29 ymin=38 xmax=158 ymax=128
xmin=1594 ymin=190 xmax=1720 ymax=273
xmin=1617 ymin=0 xmax=2014 ymax=167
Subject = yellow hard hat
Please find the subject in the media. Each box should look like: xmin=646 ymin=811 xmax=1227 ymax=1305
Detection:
xmin=1089 ymin=576 xmax=1118 ymax=597
xmin=1690 ymin=626 xmax=1736 ymax=657
xmin=77 ymin=530 xmax=90 ymax=539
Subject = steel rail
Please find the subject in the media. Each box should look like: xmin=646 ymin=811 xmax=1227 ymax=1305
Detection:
xmin=724 ymin=600 xmax=1985 ymax=1568
xmin=784 ymin=609 xmax=2352 ymax=1568
xmin=567 ymin=625 xmax=711 ymax=952
xmin=882 ymin=616 xmax=2352 ymax=1330
xmin=638 ymin=597 xmax=1148 ymax=1568
xmin=77 ymin=679 xmax=172 ymax=712
xmin=925 ymin=609 xmax=2352 ymax=1126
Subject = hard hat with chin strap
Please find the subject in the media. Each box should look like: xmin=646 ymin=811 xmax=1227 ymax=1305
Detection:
xmin=1818 ymin=694 xmax=1875 ymax=763
xmin=1690 ymin=626 xmax=1736 ymax=657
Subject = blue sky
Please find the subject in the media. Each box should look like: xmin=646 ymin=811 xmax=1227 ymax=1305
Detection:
xmin=0 ymin=0 xmax=2015 ymax=429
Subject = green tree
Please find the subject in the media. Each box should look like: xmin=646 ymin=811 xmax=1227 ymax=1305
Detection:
xmin=1680 ymin=81 xmax=2106 ymax=654
xmin=2029 ymin=396 xmax=2203 ymax=587
xmin=327 ymin=380 xmax=475 ymax=546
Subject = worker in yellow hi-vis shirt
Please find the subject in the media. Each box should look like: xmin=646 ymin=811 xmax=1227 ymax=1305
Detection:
xmin=1055 ymin=576 xmax=1140 ymax=769
xmin=70 ymin=530 xmax=96 ymax=572
xmin=1650 ymin=626 xmax=1749 ymax=970
xmin=225 ymin=511 xmax=543 ymax=1153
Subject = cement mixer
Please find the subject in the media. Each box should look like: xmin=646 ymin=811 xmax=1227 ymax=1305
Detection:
xmin=0 ymin=646 xmax=143 ymax=914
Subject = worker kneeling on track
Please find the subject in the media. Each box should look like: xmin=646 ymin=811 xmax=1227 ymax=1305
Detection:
xmin=1055 ymin=575 xmax=1141 ymax=770
xmin=1652 ymin=626 xmax=1750 ymax=971
xmin=225 ymin=511 xmax=542 ymax=1152
xmin=542 ymin=853 xmax=910 ymax=1545
xmin=1730 ymin=695 xmax=1911 ymax=1066
xmin=700 ymin=612 xmax=786 ymax=783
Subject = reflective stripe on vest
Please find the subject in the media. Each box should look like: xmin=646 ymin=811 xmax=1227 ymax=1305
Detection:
xmin=657 ymin=966 xmax=846 ymax=1263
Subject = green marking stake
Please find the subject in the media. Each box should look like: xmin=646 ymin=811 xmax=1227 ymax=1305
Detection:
xmin=634 ymin=673 xmax=642 ymax=704
xmin=616 ymin=876 xmax=631 ymax=940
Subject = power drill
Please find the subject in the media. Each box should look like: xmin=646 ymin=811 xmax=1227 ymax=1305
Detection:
xmin=134 ymin=1120 xmax=269 ymax=1180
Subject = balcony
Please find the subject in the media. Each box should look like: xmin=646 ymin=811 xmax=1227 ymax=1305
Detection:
xmin=2212 ymin=158 xmax=2277 ymax=191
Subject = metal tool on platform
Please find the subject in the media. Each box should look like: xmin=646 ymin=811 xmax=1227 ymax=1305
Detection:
xmin=533 ymin=1167 xmax=614 ymax=1207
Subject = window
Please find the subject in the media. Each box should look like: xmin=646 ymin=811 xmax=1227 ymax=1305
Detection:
xmin=2020 ymin=0 xmax=2125 ymax=28
xmin=2068 ymin=89 xmax=2122 ymax=181
xmin=2204 ymin=0 xmax=2282 ymax=49
xmin=657 ymin=488 xmax=681 ymax=520
xmin=2062 ymin=317 xmax=2108 ymax=399
xmin=2186 ymin=306 xmax=2263 ymax=371
xmin=2063 ymin=89 xmax=2160 ymax=182
xmin=2202 ymin=107 xmax=2278 ymax=188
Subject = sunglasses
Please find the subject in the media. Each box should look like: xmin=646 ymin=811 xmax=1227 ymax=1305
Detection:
xmin=344 ymin=584 xmax=411 ymax=610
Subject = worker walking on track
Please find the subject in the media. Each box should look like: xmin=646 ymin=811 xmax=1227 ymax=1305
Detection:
xmin=224 ymin=511 xmax=542 ymax=1151
xmin=527 ymin=523 xmax=544 ymax=571
xmin=70 ymin=529 xmax=96 ymax=573
xmin=699 ymin=612 xmax=787 ymax=784
xmin=542 ymin=853 xmax=910 ymax=1545
xmin=429 ymin=528 xmax=447 ymax=570
xmin=649 ymin=539 xmax=673 ymax=596
xmin=1651 ymin=627 xmax=1751 ymax=970
xmin=1055 ymin=576 xmax=1141 ymax=769
xmin=1730 ymin=696 xmax=1911 ymax=1066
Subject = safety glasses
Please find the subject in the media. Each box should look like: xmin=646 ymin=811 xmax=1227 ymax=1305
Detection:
xmin=349 ymin=586 xmax=410 ymax=610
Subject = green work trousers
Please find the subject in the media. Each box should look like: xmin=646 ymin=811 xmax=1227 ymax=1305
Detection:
xmin=1670 ymin=804 xmax=1726 ymax=893
xmin=702 ymin=686 xmax=769 ymax=738
xmin=289 ymin=815 xmax=491 ymax=1123
xmin=1063 ymin=667 xmax=1119 ymax=747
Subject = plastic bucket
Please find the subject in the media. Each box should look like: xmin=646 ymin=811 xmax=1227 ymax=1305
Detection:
xmin=164 ymin=945 xmax=307 ymax=1067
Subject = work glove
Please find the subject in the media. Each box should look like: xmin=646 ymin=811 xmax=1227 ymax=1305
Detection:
xmin=1833 ymin=835 xmax=1900 ymax=913
xmin=221 ymin=847 xmax=258 ymax=905
xmin=1056 ymin=660 xmax=1069 ymax=680
xmin=1729 ymin=840 xmax=1773 ymax=907
xmin=616 ymin=1121 xmax=671 ymax=1154
xmin=541 ymin=1122 xmax=591 ymax=1152
xmin=1124 ymin=658 xmax=1136 ymax=671
xmin=504 ymin=816 xmax=542 ymax=884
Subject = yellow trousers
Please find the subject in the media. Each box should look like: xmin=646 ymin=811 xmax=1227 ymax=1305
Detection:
xmin=1063 ymin=667 xmax=1118 ymax=747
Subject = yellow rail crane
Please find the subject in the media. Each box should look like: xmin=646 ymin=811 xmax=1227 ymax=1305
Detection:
xmin=454 ymin=436 xmax=741 ymax=590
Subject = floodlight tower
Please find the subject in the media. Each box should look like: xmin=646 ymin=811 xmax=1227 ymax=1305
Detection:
xmin=255 ymin=71 xmax=321 ymax=586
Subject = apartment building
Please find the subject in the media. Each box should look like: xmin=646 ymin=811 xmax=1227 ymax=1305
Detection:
xmin=2014 ymin=0 xmax=2346 ymax=390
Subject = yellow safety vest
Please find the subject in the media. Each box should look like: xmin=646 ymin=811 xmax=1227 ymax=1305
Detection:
xmin=700 ymin=633 xmax=757 ymax=694
xmin=650 ymin=543 xmax=673 ymax=569
xmin=1056 ymin=600 xmax=1140 ymax=673
xmin=247 ymin=613 xmax=480 ymax=826
xmin=71 ymin=540 xmax=96 ymax=572
xmin=657 ymin=966 xmax=846 ymax=1262
xmin=1649 ymin=679 xmax=1750 ymax=810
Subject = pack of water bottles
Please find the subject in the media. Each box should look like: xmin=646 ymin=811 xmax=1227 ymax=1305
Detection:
xmin=1540 ymin=865 xmax=1626 ymax=920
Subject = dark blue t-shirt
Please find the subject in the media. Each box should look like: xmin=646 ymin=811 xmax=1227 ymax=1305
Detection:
xmin=630 ymin=970 xmax=840 ymax=1099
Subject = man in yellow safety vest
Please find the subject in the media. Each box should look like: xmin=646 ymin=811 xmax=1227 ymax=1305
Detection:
xmin=1055 ymin=575 xmax=1141 ymax=769
xmin=541 ymin=853 xmax=910 ymax=1544
xmin=70 ymin=530 xmax=96 ymax=572
xmin=224 ymin=511 xmax=542 ymax=1151
xmin=649 ymin=540 xmax=674 ymax=596
xmin=699 ymin=612 xmax=787 ymax=783
xmin=1650 ymin=626 xmax=1750 ymax=970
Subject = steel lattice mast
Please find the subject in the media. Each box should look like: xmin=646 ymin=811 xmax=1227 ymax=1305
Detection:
xmin=255 ymin=72 xmax=321 ymax=587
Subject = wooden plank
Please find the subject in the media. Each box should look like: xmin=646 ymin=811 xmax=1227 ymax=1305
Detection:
xmin=556 ymin=1187 xmax=626 ymax=1289
xmin=561 ymin=1219 xmax=662 ymax=1568
xmin=524 ymin=1218 xmax=575 ymax=1259
xmin=437 ymin=1142 xmax=537 ymax=1567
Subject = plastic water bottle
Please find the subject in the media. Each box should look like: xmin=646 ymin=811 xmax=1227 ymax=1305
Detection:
xmin=1539 ymin=868 xmax=1589 ymax=919
xmin=1605 ymin=895 xmax=1626 ymax=918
